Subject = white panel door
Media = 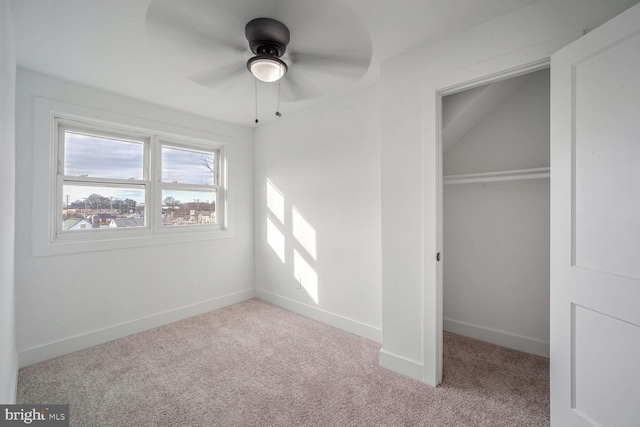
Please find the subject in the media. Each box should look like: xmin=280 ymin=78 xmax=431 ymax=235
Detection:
xmin=550 ymin=3 xmax=640 ymax=426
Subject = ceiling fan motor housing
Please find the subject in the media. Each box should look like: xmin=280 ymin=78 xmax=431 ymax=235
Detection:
xmin=245 ymin=18 xmax=290 ymax=58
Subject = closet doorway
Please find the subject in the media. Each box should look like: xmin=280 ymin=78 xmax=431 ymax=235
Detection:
xmin=440 ymin=68 xmax=550 ymax=372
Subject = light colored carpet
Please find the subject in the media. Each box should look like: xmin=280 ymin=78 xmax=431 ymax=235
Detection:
xmin=18 ymin=299 xmax=549 ymax=426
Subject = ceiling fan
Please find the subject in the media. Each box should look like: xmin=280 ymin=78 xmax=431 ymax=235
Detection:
xmin=145 ymin=0 xmax=373 ymax=116
xmin=244 ymin=17 xmax=290 ymax=84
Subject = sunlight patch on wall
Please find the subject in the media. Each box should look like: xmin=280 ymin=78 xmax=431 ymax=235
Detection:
xmin=292 ymin=206 xmax=317 ymax=260
xmin=294 ymin=249 xmax=319 ymax=304
xmin=267 ymin=179 xmax=285 ymax=224
xmin=266 ymin=178 xmax=319 ymax=304
xmin=267 ymin=217 xmax=286 ymax=263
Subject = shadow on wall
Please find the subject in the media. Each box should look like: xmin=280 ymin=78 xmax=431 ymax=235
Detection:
xmin=266 ymin=179 xmax=319 ymax=304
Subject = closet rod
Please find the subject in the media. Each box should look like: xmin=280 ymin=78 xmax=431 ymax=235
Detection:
xmin=443 ymin=167 xmax=550 ymax=185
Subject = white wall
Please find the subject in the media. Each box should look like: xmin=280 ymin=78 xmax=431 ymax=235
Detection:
xmin=442 ymin=69 xmax=550 ymax=357
xmin=254 ymin=85 xmax=382 ymax=341
xmin=14 ymin=70 xmax=255 ymax=366
xmin=0 ymin=0 xmax=17 ymax=403
xmin=380 ymin=0 xmax=639 ymax=381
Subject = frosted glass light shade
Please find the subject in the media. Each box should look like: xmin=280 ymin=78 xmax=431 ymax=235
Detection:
xmin=247 ymin=56 xmax=288 ymax=83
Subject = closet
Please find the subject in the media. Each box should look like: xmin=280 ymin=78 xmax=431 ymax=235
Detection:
xmin=441 ymin=68 xmax=550 ymax=357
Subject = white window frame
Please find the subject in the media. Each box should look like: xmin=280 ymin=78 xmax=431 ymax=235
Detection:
xmin=33 ymin=97 xmax=231 ymax=257
xmin=156 ymin=137 xmax=226 ymax=233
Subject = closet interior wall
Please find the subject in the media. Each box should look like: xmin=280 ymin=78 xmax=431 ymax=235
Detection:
xmin=442 ymin=68 xmax=550 ymax=357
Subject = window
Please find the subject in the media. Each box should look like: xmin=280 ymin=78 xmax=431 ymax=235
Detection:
xmin=160 ymin=144 xmax=220 ymax=228
xmin=54 ymin=116 xmax=227 ymax=243
xmin=58 ymin=121 xmax=148 ymax=233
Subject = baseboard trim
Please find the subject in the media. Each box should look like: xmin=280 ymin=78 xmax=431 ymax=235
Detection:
xmin=255 ymin=289 xmax=382 ymax=343
xmin=443 ymin=318 xmax=549 ymax=357
xmin=9 ymin=350 xmax=17 ymax=404
xmin=18 ymin=289 xmax=255 ymax=368
xmin=378 ymin=348 xmax=424 ymax=383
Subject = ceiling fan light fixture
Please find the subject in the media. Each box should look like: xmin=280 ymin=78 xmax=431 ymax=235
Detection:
xmin=247 ymin=56 xmax=288 ymax=83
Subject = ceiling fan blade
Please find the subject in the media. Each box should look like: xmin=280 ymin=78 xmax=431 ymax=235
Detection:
xmin=280 ymin=72 xmax=322 ymax=102
xmin=280 ymin=50 xmax=370 ymax=102
xmin=189 ymin=63 xmax=253 ymax=97
xmin=278 ymin=0 xmax=372 ymax=60
xmin=287 ymin=51 xmax=370 ymax=80
xmin=145 ymin=0 xmax=247 ymax=54
xmin=146 ymin=0 xmax=374 ymax=103
xmin=265 ymin=0 xmax=372 ymax=101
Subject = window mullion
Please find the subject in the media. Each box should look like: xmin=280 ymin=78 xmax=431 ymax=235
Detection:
xmin=55 ymin=175 xmax=64 ymax=239
xmin=54 ymin=123 xmax=65 ymax=240
xmin=148 ymin=135 xmax=159 ymax=233
xmin=57 ymin=123 xmax=65 ymax=176
xmin=61 ymin=176 xmax=149 ymax=186
xmin=219 ymin=144 xmax=227 ymax=229
xmin=160 ymin=183 xmax=217 ymax=192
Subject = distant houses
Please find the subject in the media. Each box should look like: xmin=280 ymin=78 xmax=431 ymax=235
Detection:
xmin=63 ymin=210 xmax=214 ymax=230
xmin=197 ymin=213 xmax=214 ymax=224
xmin=63 ymin=216 xmax=145 ymax=230
xmin=63 ymin=217 xmax=92 ymax=231
xmin=161 ymin=209 xmax=215 ymax=226
xmin=109 ymin=217 xmax=145 ymax=228
xmin=95 ymin=213 xmax=117 ymax=225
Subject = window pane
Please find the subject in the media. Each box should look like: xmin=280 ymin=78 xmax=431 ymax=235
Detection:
xmin=162 ymin=190 xmax=216 ymax=226
xmin=64 ymin=131 xmax=144 ymax=179
xmin=162 ymin=146 xmax=216 ymax=185
xmin=62 ymin=184 xmax=145 ymax=230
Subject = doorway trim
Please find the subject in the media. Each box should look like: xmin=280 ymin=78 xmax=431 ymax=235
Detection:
xmin=420 ymin=32 xmax=581 ymax=386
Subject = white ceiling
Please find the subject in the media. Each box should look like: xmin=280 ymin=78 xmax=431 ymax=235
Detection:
xmin=8 ymin=0 xmax=539 ymax=126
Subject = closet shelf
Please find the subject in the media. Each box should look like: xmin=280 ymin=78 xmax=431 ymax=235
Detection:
xmin=443 ymin=167 xmax=550 ymax=185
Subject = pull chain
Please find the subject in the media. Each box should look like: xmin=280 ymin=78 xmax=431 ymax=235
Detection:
xmin=275 ymin=80 xmax=282 ymax=117
xmin=254 ymin=78 xmax=259 ymax=124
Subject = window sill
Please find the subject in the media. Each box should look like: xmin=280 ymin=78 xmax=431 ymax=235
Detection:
xmin=33 ymin=227 xmax=234 ymax=257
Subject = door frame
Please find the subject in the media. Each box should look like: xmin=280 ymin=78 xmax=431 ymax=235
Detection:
xmin=420 ymin=32 xmax=581 ymax=386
